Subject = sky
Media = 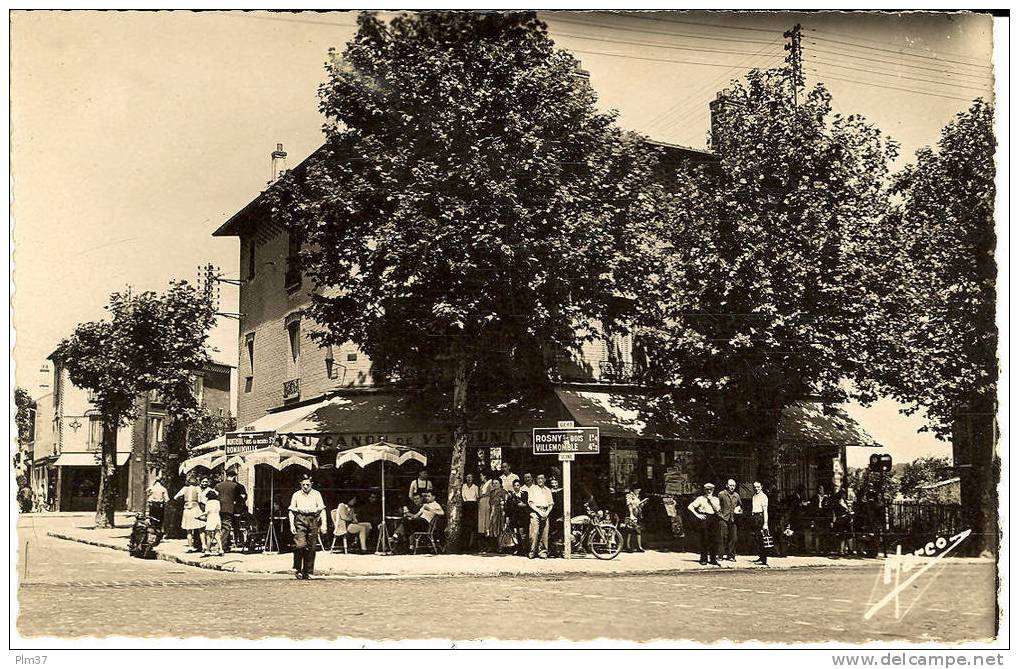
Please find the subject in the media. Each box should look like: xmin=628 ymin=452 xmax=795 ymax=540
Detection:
xmin=10 ymin=10 xmax=996 ymax=466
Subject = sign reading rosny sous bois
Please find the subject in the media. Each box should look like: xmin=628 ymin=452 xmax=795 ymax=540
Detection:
xmin=532 ymin=427 xmax=600 ymax=455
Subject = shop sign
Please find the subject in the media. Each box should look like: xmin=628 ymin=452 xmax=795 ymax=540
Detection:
xmin=532 ymin=427 xmax=600 ymax=455
xmin=225 ymin=431 xmax=276 ymax=455
xmin=315 ymin=430 xmax=512 ymax=450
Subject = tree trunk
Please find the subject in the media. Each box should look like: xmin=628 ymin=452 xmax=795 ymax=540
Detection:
xmin=749 ymin=411 xmax=783 ymax=494
xmin=94 ymin=413 xmax=119 ymax=529
xmin=954 ymin=399 xmax=998 ymax=556
xmin=443 ymin=353 xmax=472 ymax=552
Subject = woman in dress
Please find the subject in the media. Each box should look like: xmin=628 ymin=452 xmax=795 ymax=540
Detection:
xmin=198 ymin=488 xmax=223 ymax=557
xmin=174 ymin=474 xmax=204 ymax=553
xmin=477 ymin=470 xmax=493 ymax=548
xmin=488 ymin=474 xmax=509 ymax=552
xmin=623 ymin=484 xmax=648 ymax=553
xmin=504 ymin=479 xmax=529 ymax=555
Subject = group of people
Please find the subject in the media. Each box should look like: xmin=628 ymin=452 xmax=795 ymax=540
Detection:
xmin=778 ymin=483 xmax=880 ymax=558
xmin=687 ymin=479 xmax=772 ymax=566
xmin=152 ymin=469 xmax=248 ymax=558
xmin=150 ymin=463 xmax=875 ymax=580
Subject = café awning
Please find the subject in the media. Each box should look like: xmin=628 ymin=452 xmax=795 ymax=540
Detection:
xmin=778 ymin=402 xmax=879 ymax=447
xmin=52 ymin=452 xmax=131 ymax=467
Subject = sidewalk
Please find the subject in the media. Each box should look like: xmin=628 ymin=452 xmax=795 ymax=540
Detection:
xmin=45 ymin=524 xmax=957 ymax=578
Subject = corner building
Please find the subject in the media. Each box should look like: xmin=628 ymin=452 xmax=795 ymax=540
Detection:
xmin=214 ymin=141 xmax=878 ymax=551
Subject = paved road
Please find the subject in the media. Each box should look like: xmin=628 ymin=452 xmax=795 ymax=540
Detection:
xmin=16 ymin=515 xmax=998 ymax=643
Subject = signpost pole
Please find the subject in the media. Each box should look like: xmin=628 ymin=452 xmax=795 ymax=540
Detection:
xmin=563 ymin=457 xmax=572 ymax=560
xmin=534 ymin=422 xmax=599 ymax=561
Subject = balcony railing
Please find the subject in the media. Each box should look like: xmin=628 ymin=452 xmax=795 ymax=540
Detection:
xmin=282 ymin=378 xmax=300 ymax=400
xmin=597 ymin=359 xmax=638 ymax=382
xmin=552 ymin=355 xmax=641 ymax=383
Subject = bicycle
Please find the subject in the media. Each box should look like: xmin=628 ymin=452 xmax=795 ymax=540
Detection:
xmin=551 ymin=509 xmax=624 ymax=560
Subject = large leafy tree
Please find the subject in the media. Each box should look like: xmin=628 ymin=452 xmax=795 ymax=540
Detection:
xmin=858 ymin=99 xmax=996 ymax=551
xmin=858 ymin=100 xmax=996 ymax=436
xmin=54 ymin=277 xmax=217 ymax=527
xmin=635 ymin=68 xmax=898 ymax=489
xmin=274 ymin=11 xmax=669 ymax=548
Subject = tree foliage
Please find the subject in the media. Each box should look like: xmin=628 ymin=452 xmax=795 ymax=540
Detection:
xmin=54 ymin=276 xmax=217 ymax=526
xmin=635 ymin=68 xmax=898 ymax=486
xmin=274 ymin=11 xmax=670 ymax=546
xmin=154 ymin=405 xmax=237 ymax=486
xmin=15 ymin=386 xmax=35 ymax=449
xmin=858 ymin=100 xmax=996 ymax=439
xmin=898 ymin=456 xmax=953 ymax=500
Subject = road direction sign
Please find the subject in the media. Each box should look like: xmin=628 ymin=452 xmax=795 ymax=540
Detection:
xmin=532 ymin=427 xmax=600 ymax=455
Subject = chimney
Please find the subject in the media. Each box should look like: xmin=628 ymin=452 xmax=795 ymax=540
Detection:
xmin=709 ymin=91 xmax=732 ymax=151
xmin=270 ymin=143 xmax=288 ymax=183
xmin=38 ymin=363 xmax=50 ymax=393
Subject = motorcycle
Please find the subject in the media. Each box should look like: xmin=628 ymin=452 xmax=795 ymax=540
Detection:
xmin=128 ymin=511 xmax=163 ymax=560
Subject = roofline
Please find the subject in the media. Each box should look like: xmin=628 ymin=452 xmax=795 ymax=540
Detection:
xmin=642 ymin=138 xmax=716 ymax=160
xmin=212 ymin=138 xmax=717 ymax=238
xmin=213 ymin=145 xmax=327 ymax=238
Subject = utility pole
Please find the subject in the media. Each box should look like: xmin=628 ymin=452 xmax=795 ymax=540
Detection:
xmin=783 ymin=23 xmax=803 ymax=107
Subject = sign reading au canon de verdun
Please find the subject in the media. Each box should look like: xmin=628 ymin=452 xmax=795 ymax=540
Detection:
xmin=225 ymin=431 xmax=276 ymax=455
xmin=532 ymin=427 xmax=600 ymax=455
xmin=315 ymin=430 xmax=513 ymax=449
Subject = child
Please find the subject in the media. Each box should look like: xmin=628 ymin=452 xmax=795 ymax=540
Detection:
xmin=197 ymin=488 xmax=223 ymax=557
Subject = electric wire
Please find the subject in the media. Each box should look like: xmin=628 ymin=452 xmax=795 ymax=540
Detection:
xmin=803 ymin=67 xmax=981 ymax=102
xmin=643 ymin=38 xmax=785 ymax=135
xmin=808 ymin=25 xmax=990 ymax=65
xmin=549 ymin=27 xmax=784 ymax=57
xmin=808 ymin=32 xmax=992 ymax=70
xmin=806 ymin=41 xmax=993 ymax=82
xmin=806 ymin=55 xmax=993 ymax=93
xmin=547 ymin=15 xmax=777 ymax=45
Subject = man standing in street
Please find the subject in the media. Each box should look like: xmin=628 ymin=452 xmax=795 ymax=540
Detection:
xmin=717 ymin=479 xmax=742 ymax=561
xmin=289 ymin=474 xmax=327 ymax=580
xmin=215 ymin=468 xmax=247 ymax=553
xmin=527 ymin=473 xmax=554 ymax=559
xmin=751 ymin=481 xmax=770 ymax=566
xmin=146 ymin=476 xmax=169 ymax=527
xmin=688 ymin=482 xmax=722 ymax=566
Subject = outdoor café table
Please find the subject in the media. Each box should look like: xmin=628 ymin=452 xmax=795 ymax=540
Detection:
xmin=376 ymin=515 xmax=404 ymax=555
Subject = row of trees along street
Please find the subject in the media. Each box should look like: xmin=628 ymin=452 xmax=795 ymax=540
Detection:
xmin=49 ymin=13 xmax=996 ymax=550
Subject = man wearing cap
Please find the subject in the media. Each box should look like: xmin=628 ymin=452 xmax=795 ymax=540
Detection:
xmin=688 ymin=482 xmax=722 ymax=566
xmin=289 ymin=475 xmax=327 ymax=580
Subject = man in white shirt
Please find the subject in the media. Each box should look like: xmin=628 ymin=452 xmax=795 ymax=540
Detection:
xmin=521 ymin=472 xmax=535 ymax=499
xmin=499 ymin=462 xmax=517 ymax=493
xmin=408 ymin=490 xmax=445 ymax=534
xmin=289 ymin=475 xmax=327 ymax=579
xmin=751 ymin=481 xmax=770 ymax=566
xmin=146 ymin=477 xmax=169 ymax=526
xmin=461 ymin=473 xmax=479 ymax=551
xmin=687 ymin=482 xmax=722 ymax=566
xmin=527 ymin=473 xmax=554 ymax=559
